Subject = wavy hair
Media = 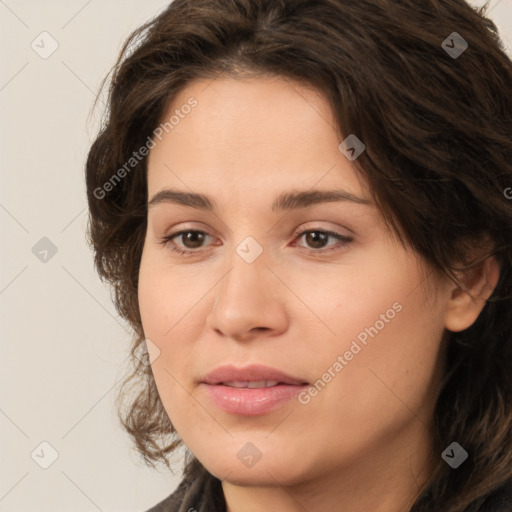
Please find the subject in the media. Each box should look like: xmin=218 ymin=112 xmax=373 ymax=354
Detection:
xmin=85 ymin=1 xmax=512 ymax=510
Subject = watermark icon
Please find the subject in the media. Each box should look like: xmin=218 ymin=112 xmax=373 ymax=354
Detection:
xmin=339 ymin=134 xmax=365 ymax=161
xmin=134 ymin=338 xmax=161 ymax=366
xmin=504 ymin=187 xmax=512 ymax=200
xmin=236 ymin=236 xmax=263 ymax=264
xmin=32 ymin=237 xmax=58 ymax=263
xmin=298 ymin=301 xmax=403 ymax=405
xmin=31 ymin=31 xmax=59 ymax=59
xmin=442 ymin=32 xmax=468 ymax=59
xmin=442 ymin=442 xmax=468 ymax=469
xmin=93 ymin=97 xmax=198 ymax=200
xmin=31 ymin=441 xmax=59 ymax=469
xmin=237 ymin=442 xmax=263 ymax=468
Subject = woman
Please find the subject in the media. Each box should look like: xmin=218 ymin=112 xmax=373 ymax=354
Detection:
xmin=85 ymin=0 xmax=512 ymax=510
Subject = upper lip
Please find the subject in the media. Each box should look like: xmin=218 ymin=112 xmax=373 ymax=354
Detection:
xmin=201 ymin=364 xmax=309 ymax=386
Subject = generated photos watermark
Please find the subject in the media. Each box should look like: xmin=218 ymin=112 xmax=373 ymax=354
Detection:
xmin=93 ymin=97 xmax=198 ymax=200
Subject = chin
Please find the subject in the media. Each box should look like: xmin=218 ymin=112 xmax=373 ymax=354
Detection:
xmin=199 ymin=446 xmax=309 ymax=487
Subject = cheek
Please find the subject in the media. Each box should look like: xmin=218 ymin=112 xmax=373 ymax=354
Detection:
xmin=138 ymin=248 xmax=202 ymax=336
xmin=284 ymin=255 xmax=406 ymax=350
xmin=319 ymin=287 xmax=443 ymax=434
xmin=137 ymin=249 xmax=207 ymax=393
xmin=137 ymin=257 xmax=196 ymax=428
xmin=289 ymin=257 xmax=444 ymax=418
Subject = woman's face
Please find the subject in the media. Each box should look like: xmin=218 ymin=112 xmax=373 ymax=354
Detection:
xmin=139 ymin=76 xmax=452 ymax=489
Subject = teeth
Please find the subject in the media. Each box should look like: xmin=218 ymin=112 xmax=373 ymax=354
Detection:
xmin=222 ymin=380 xmax=280 ymax=388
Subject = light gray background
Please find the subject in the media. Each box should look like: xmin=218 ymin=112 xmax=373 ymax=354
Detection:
xmin=1 ymin=1 xmax=511 ymax=511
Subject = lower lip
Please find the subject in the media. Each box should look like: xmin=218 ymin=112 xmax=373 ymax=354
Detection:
xmin=201 ymin=383 xmax=308 ymax=415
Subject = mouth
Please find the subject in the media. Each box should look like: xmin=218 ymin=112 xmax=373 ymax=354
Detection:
xmin=200 ymin=364 xmax=310 ymax=415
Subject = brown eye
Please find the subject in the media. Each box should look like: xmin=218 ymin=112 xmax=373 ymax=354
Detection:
xmin=303 ymin=231 xmax=330 ymax=249
xmin=158 ymin=230 xmax=212 ymax=255
xmin=178 ymin=231 xmax=207 ymax=249
xmin=295 ymin=229 xmax=353 ymax=255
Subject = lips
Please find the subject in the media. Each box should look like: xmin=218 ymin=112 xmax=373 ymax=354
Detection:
xmin=201 ymin=363 xmax=309 ymax=387
xmin=199 ymin=364 xmax=310 ymax=415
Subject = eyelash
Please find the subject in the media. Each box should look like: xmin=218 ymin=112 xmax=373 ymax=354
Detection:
xmin=157 ymin=228 xmax=353 ymax=257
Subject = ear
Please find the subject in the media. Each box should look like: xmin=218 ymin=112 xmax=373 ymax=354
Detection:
xmin=444 ymin=254 xmax=501 ymax=332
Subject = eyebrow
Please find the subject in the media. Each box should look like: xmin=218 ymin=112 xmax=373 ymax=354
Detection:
xmin=147 ymin=188 xmax=372 ymax=212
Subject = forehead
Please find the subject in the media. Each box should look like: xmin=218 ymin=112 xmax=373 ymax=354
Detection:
xmin=146 ymin=76 xmax=369 ymax=201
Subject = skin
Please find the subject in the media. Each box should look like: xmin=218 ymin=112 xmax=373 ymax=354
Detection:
xmin=138 ymin=76 xmax=500 ymax=512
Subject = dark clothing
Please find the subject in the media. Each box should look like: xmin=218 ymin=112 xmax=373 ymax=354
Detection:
xmin=145 ymin=458 xmax=512 ymax=512
xmin=145 ymin=458 xmax=226 ymax=512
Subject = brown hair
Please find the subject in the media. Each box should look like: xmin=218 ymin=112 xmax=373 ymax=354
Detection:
xmin=85 ymin=1 xmax=512 ymax=510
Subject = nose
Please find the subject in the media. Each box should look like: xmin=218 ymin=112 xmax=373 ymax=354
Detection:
xmin=206 ymin=249 xmax=289 ymax=342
